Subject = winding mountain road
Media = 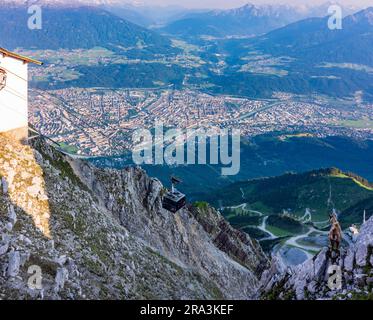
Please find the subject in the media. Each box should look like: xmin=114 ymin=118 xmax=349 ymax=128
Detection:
xmin=258 ymin=216 xmax=277 ymax=240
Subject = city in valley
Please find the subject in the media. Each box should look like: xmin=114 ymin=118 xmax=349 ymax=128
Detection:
xmin=29 ymin=87 xmax=373 ymax=156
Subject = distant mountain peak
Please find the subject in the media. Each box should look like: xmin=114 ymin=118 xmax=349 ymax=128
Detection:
xmin=213 ymin=3 xmax=273 ymax=18
xmin=352 ymin=6 xmax=373 ymax=24
xmin=161 ymin=2 xmax=310 ymax=37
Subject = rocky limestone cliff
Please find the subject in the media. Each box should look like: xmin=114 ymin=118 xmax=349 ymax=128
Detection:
xmin=260 ymin=216 xmax=373 ymax=300
xmin=0 ymin=134 xmax=268 ymax=300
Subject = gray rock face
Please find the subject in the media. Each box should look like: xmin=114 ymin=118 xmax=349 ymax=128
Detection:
xmin=355 ymin=220 xmax=373 ymax=267
xmin=0 ymin=135 xmax=268 ymax=300
xmin=0 ymin=244 xmax=9 ymax=256
xmin=8 ymin=205 xmax=16 ymax=225
xmin=7 ymin=250 xmax=20 ymax=277
xmin=71 ymin=157 xmax=269 ymax=299
xmin=261 ymin=217 xmax=373 ymax=300
xmin=55 ymin=268 xmax=69 ymax=292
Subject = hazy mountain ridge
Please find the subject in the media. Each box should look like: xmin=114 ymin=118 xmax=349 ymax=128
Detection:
xmin=255 ymin=7 xmax=373 ymax=65
xmin=0 ymin=5 xmax=175 ymax=53
xmin=158 ymin=2 xmax=363 ymax=39
xmin=159 ymin=3 xmax=305 ymax=38
xmin=195 ymin=7 xmax=373 ymax=100
xmin=1 ymin=4 xmax=371 ymax=99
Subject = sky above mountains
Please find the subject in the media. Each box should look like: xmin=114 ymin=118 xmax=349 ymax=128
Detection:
xmin=5 ymin=0 xmax=372 ymax=9
xmin=130 ymin=1 xmax=372 ymax=9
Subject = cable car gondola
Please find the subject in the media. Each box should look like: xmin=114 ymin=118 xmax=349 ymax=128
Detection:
xmin=162 ymin=176 xmax=186 ymax=213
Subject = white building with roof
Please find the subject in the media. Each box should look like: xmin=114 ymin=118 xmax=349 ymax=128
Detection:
xmin=0 ymin=47 xmax=42 ymax=140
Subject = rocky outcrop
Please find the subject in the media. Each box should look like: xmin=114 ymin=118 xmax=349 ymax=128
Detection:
xmin=189 ymin=203 xmax=269 ymax=276
xmin=0 ymin=134 xmax=268 ymax=300
xmin=260 ymin=217 xmax=373 ymax=300
xmin=54 ymin=142 xmax=269 ymax=299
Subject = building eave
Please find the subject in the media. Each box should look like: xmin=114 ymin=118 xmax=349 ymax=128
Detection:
xmin=0 ymin=47 xmax=43 ymax=65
